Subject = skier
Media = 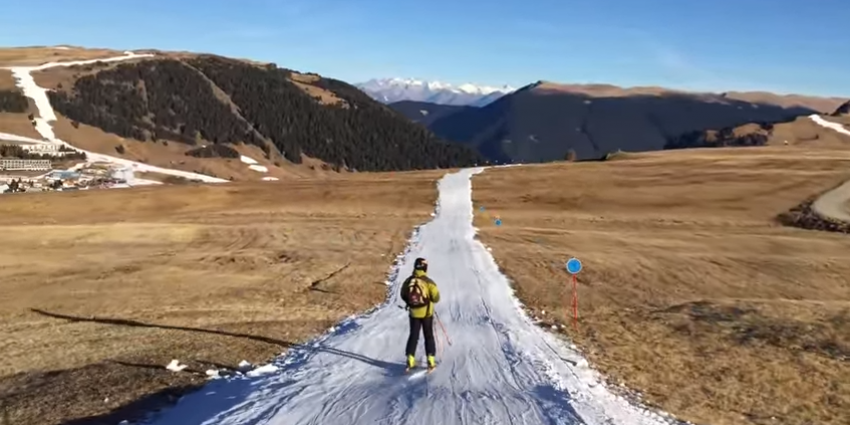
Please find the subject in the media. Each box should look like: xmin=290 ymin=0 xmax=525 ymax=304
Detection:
xmin=400 ymin=257 xmax=441 ymax=372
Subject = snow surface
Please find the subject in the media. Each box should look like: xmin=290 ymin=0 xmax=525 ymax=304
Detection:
xmin=3 ymin=52 xmax=229 ymax=184
xmin=248 ymin=164 xmax=268 ymax=173
xmin=166 ymin=360 xmax=188 ymax=372
xmin=809 ymin=114 xmax=850 ymax=137
xmin=144 ymin=168 xmax=676 ymax=425
xmin=369 ymin=77 xmax=516 ymax=96
xmin=262 ymin=176 xmax=279 ymax=181
xmin=356 ymin=78 xmax=516 ymax=106
xmin=0 ymin=132 xmax=48 ymax=144
xmin=240 ymin=155 xmax=258 ymax=165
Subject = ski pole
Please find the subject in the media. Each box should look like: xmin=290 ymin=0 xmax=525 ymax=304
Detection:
xmin=434 ymin=311 xmax=452 ymax=346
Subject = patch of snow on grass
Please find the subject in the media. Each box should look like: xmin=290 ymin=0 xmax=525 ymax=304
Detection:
xmin=245 ymin=364 xmax=280 ymax=377
xmin=239 ymin=155 xmax=258 ymax=165
xmin=166 ymin=360 xmax=188 ymax=372
xmin=248 ymin=164 xmax=268 ymax=173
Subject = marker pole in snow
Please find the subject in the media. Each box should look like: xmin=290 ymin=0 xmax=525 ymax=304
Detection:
xmin=565 ymin=257 xmax=582 ymax=331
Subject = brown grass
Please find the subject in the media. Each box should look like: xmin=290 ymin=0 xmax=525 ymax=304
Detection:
xmin=472 ymin=147 xmax=850 ymax=425
xmin=725 ymin=92 xmax=846 ymax=115
xmin=0 ymin=170 xmax=443 ymax=425
xmin=532 ymin=81 xmax=673 ymax=97
xmin=0 ymin=69 xmax=17 ymax=90
xmin=765 ymin=117 xmax=850 ymax=148
xmin=30 ymin=58 xmax=152 ymax=91
xmin=0 ymin=113 xmax=41 ymax=140
xmin=529 ymin=81 xmax=844 ymax=113
xmin=289 ymin=72 xmax=345 ymax=106
xmin=0 ymin=46 xmax=132 ymax=67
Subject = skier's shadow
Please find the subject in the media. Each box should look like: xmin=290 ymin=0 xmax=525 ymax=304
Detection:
xmin=29 ymin=308 xmax=404 ymax=375
xmin=309 ymin=345 xmax=405 ymax=376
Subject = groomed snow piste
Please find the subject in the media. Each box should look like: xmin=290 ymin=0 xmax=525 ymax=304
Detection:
xmin=4 ymin=52 xmax=229 ymax=184
xmin=143 ymin=168 xmax=678 ymax=425
xmin=809 ymin=114 xmax=850 ymax=137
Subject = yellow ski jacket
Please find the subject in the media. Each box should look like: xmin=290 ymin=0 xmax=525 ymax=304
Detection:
xmin=400 ymin=270 xmax=440 ymax=319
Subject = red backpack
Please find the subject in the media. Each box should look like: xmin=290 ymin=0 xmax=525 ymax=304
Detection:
xmin=406 ymin=278 xmax=429 ymax=308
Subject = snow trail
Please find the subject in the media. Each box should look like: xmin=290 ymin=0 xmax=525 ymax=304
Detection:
xmin=808 ymin=114 xmax=850 ymax=222
xmin=809 ymin=114 xmax=850 ymax=137
xmin=4 ymin=52 xmax=229 ymax=183
xmin=0 ymin=132 xmax=50 ymax=144
xmin=145 ymin=168 xmax=675 ymax=425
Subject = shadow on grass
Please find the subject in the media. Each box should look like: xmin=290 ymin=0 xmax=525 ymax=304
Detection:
xmin=27 ymin=308 xmax=404 ymax=425
xmin=29 ymin=308 xmax=398 ymax=371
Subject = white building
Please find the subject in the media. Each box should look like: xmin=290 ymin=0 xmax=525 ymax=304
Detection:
xmin=0 ymin=159 xmax=52 ymax=171
xmin=20 ymin=144 xmax=60 ymax=153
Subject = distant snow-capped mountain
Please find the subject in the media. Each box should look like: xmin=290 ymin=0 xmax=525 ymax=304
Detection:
xmin=355 ymin=78 xmax=517 ymax=107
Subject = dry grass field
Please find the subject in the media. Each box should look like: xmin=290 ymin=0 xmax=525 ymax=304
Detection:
xmin=0 ymin=113 xmax=42 ymax=140
xmin=472 ymin=147 xmax=850 ymax=425
xmin=0 ymin=46 xmax=134 ymax=67
xmin=0 ymin=170 xmax=443 ymax=425
xmin=0 ymin=69 xmax=17 ymax=90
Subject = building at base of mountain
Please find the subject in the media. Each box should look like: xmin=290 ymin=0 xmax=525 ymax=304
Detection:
xmin=0 ymin=158 xmax=52 ymax=171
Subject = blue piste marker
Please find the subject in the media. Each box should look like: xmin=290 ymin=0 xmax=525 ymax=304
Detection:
xmin=494 ymin=219 xmax=502 ymax=226
xmin=566 ymin=257 xmax=582 ymax=274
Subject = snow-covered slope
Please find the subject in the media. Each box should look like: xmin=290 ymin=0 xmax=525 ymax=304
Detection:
xmin=357 ymin=78 xmax=516 ymax=106
xmin=144 ymin=168 xmax=677 ymax=425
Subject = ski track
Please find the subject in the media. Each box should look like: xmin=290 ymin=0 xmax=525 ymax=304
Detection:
xmin=144 ymin=168 xmax=679 ymax=425
xmin=3 ymin=52 xmax=229 ymax=184
xmin=809 ymin=114 xmax=850 ymax=137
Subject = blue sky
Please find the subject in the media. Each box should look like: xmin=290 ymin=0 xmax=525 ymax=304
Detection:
xmin=1 ymin=0 xmax=849 ymax=96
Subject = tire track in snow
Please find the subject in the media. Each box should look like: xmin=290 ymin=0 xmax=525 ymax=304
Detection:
xmin=143 ymin=168 xmax=681 ymax=425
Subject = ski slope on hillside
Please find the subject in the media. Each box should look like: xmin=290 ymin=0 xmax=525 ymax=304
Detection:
xmin=145 ymin=168 xmax=677 ymax=425
xmin=4 ymin=52 xmax=229 ymax=183
xmin=808 ymin=114 xmax=850 ymax=222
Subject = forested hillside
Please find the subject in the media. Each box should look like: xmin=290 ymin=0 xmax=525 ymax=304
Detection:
xmin=45 ymin=55 xmax=483 ymax=172
xmin=388 ymin=101 xmax=474 ymax=127
xmin=0 ymin=89 xmax=28 ymax=113
xmin=399 ymin=82 xmax=825 ymax=163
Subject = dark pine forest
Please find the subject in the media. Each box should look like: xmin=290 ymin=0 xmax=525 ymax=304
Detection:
xmin=46 ymin=56 xmax=483 ymax=172
xmin=0 ymin=89 xmax=28 ymax=113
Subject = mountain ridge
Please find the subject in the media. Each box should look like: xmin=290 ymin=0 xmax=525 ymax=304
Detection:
xmin=391 ymin=81 xmax=846 ymax=163
xmin=356 ymin=77 xmax=516 ymax=106
xmin=0 ymin=46 xmax=485 ymax=180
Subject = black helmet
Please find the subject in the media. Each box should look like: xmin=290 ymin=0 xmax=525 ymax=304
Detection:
xmin=413 ymin=257 xmax=428 ymax=272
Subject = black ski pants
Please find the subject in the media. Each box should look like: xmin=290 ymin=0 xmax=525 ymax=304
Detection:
xmin=405 ymin=316 xmax=436 ymax=357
